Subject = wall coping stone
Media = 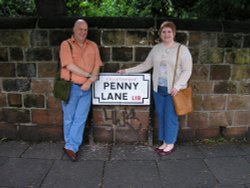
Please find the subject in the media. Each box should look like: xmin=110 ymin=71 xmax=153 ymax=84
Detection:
xmin=0 ymin=17 xmax=37 ymax=29
xmin=0 ymin=17 xmax=249 ymax=33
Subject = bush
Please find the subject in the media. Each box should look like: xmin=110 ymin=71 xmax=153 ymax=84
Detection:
xmin=0 ymin=0 xmax=36 ymax=17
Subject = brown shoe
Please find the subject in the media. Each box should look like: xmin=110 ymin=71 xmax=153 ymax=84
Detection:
xmin=158 ymin=147 xmax=175 ymax=156
xmin=63 ymin=148 xmax=77 ymax=161
xmin=154 ymin=147 xmax=163 ymax=153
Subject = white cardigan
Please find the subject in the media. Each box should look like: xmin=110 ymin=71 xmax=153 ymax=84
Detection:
xmin=125 ymin=42 xmax=192 ymax=93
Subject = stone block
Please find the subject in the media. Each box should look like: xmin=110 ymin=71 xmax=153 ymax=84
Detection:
xmin=135 ymin=47 xmax=151 ymax=62
xmin=189 ymin=32 xmax=217 ymax=48
xmin=214 ymin=81 xmax=237 ymax=94
xmin=112 ymin=47 xmax=133 ymax=61
xmin=0 ymin=122 xmax=19 ymax=140
xmin=100 ymin=47 xmax=111 ymax=62
xmin=20 ymin=125 xmax=63 ymax=141
xmin=38 ymin=63 xmax=56 ymax=77
xmin=32 ymin=109 xmax=62 ymax=126
xmin=0 ymin=63 xmax=15 ymax=77
xmin=227 ymin=95 xmax=250 ymax=110
xmin=0 ymin=31 xmax=29 ymax=46
xmin=2 ymin=108 xmax=30 ymax=123
xmin=92 ymin=106 xmax=149 ymax=143
xmin=31 ymin=79 xmax=53 ymax=94
xmin=93 ymin=126 xmax=113 ymax=143
xmin=243 ymin=34 xmax=250 ymax=48
xmin=49 ymin=30 xmax=71 ymax=46
xmin=178 ymin=128 xmax=196 ymax=142
xmin=8 ymin=93 xmax=22 ymax=107
xmin=192 ymin=81 xmax=213 ymax=94
xmin=31 ymin=30 xmax=48 ymax=47
xmin=199 ymin=47 xmax=224 ymax=64
xmin=196 ymin=128 xmax=220 ymax=140
xmin=148 ymin=30 xmax=159 ymax=45
xmin=238 ymin=81 xmax=250 ymax=94
xmin=17 ymin=63 xmax=36 ymax=77
xmin=234 ymin=111 xmax=250 ymax=126
xmin=115 ymin=128 xmax=148 ymax=143
xmin=232 ymin=65 xmax=250 ymax=81
xmin=218 ymin=33 xmax=242 ymax=48
xmin=0 ymin=47 xmax=8 ymax=61
xmin=225 ymin=48 xmax=250 ymax=64
xmin=223 ymin=127 xmax=248 ymax=138
xmin=26 ymin=48 xmax=52 ymax=61
xmin=125 ymin=31 xmax=147 ymax=45
xmin=24 ymin=94 xmax=45 ymax=108
xmin=192 ymin=95 xmax=203 ymax=111
xmin=203 ymin=95 xmax=226 ymax=110
xmin=10 ymin=48 xmax=23 ymax=61
xmin=0 ymin=93 xmax=7 ymax=107
xmin=209 ymin=112 xmax=232 ymax=127
xmin=210 ymin=65 xmax=231 ymax=80
xmin=47 ymin=95 xmax=61 ymax=110
xmin=176 ymin=32 xmax=188 ymax=44
xmin=120 ymin=63 xmax=140 ymax=70
xmin=102 ymin=31 xmax=125 ymax=46
xmin=188 ymin=112 xmax=208 ymax=129
xmin=191 ymin=64 xmax=209 ymax=80
xmin=102 ymin=63 xmax=119 ymax=72
xmin=189 ymin=48 xmax=199 ymax=64
xmin=88 ymin=29 xmax=101 ymax=45
xmin=2 ymin=79 xmax=31 ymax=92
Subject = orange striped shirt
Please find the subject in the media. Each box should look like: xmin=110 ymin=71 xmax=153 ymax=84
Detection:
xmin=59 ymin=36 xmax=103 ymax=84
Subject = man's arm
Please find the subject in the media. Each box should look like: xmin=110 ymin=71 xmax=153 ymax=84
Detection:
xmin=66 ymin=64 xmax=91 ymax=78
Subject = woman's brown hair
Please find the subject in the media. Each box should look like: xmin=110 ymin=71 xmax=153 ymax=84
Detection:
xmin=159 ymin=21 xmax=176 ymax=36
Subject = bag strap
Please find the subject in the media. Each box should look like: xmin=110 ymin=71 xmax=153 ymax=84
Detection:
xmin=172 ymin=44 xmax=181 ymax=88
xmin=66 ymin=41 xmax=73 ymax=81
xmin=57 ymin=40 xmax=73 ymax=80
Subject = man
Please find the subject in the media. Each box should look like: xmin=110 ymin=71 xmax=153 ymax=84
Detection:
xmin=59 ymin=19 xmax=102 ymax=161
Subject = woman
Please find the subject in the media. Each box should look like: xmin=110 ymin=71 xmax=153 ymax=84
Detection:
xmin=117 ymin=21 xmax=192 ymax=155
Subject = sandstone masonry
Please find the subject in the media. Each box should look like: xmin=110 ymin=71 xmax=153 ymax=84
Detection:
xmin=0 ymin=17 xmax=249 ymax=143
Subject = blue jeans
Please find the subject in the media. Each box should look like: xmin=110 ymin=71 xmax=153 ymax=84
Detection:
xmin=153 ymin=86 xmax=179 ymax=144
xmin=62 ymin=83 xmax=91 ymax=153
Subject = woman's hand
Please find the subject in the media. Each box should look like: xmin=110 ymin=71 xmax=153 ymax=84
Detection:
xmin=170 ymin=88 xmax=178 ymax=96
xmin=117 ymin=69 xmax=126 ymax=74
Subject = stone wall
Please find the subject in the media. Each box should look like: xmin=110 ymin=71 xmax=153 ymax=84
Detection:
xmin=0 ymin=17 xmax=249 ymax=143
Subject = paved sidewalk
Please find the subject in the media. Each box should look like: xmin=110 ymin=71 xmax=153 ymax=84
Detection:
xmin=0 ymin=141 xmax=250 ymax=188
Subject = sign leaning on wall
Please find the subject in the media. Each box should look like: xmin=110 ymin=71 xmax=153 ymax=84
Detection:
xmin=92 ymin=73 xmax=151 ymax=105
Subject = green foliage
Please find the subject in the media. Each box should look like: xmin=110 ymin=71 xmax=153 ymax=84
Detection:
xmin=0 ymin=0 xmax=36 ymax=17
xmin=0 ymin=0 xmax=249 ymax=20
xmin=65 ymin=0 xmax=249 ymax=20
xmin=65 ymin=0 xmax=154 ymax=17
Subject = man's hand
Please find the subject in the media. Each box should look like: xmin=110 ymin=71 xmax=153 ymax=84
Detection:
xmin=81 ymin=82 xmax=91 ymax=91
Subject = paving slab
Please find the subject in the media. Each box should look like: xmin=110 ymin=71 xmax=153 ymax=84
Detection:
xmin=158 ymin=158 xmax=216 ymax=188
xmin=0 ymin=141 xmax=30 ymax=157
xmin=21 ymin=142 xmax=64 ymax=160
xmin=215 ymin=184 xmax=246 ymax=188
xmin=77 ymin=144 xmax=110 ymax=161
xmin=0 ymin=158 xmax=53 ymax=187
xmin=205 ymin=156 xmax=250 ymax=185
xmin=110 ymin=145 xmax=158 ymax=160
xmin=243 ymin=155 xmax=250 ymax=163
xmin=0 ymin=156 xmax=9 ymax=166
xmin=103 ymin=160 xmax=161 ymax=188
xmin=239 ymin=144 xmax=250 ymax=155
xmin=197 ymin=143 xmax=246 ymax=157
xmin=159 ymin=143 xmax=204 ymax=160
xmin=41 ymin=160 xmax=103 ymax=188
